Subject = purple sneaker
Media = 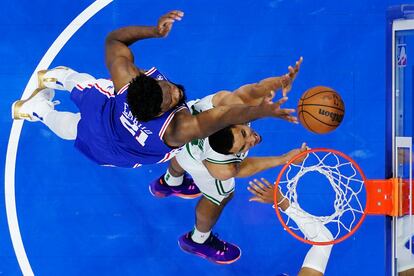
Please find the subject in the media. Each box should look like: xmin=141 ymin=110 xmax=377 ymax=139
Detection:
xmin=178 ymin=231 xmax=241 ymax=264
xmin=149 ymin=174 xmax=201 ymax=199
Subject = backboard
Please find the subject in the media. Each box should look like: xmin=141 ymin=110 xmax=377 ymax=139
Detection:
xmin=388 ymin=5 xmax=414 ymax=275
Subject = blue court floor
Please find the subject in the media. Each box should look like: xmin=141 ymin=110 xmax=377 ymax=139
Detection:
xmin=0 ymin=0 xmax=408 ymax=275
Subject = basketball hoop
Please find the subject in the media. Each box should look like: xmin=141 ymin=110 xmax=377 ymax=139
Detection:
xmin=274 ymin=148 xmax=413 ymax=246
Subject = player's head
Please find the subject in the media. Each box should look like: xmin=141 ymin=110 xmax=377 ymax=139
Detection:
xmin=127 ymin=75 xmax=186 ymax=122
xmin=209 ymin=124 xmax=261 ymax=155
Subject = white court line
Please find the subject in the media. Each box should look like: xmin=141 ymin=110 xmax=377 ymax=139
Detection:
xmin=4 ymin=1 xmax=112 ymax=275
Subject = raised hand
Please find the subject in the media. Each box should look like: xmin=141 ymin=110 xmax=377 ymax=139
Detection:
xmin=248 ymin=178 xmax=290 ymax=210
xmin=248 ymin=178 xmax=275 ymax=204
xmin=283 ymin=142 xmax=309 ymax=164
xmin=258 ymin=94 xmax=298 ymax=124
xmin=281 ymin=56 xmax=303 ymax=97
xmin=156 ymin=10 xmax=184 ymax=38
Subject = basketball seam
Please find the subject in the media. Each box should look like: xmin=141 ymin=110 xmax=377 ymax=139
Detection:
xmin=300 ymin=90 xmax=338 ymax=100
xmin=301 ymin=110 xmax=342 ymax=127
xmin=300 ymin=103 xmax=345 ymax=112
xmin=299 ymin=110 xmax=314 ymax=131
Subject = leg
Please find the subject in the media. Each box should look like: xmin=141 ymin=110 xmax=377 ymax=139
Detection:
xmin=163 ymin=157 xmax=185 ymax=186
xmin=178 ymin=177 xmax=241 ymax=264
xmin=12 ymin=88 xmax=80 ymax=140
xmin=168 ymin=157 xmax=185 ymax=177
xmin=148 ymin=156 xmax=201 ymax=199
xmin=43 ymin=110 xmax=81 ymax=140
xmin=194 ymin=193 xmax=233 ymax=233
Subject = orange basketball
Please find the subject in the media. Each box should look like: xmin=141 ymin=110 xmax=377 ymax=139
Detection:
xmin=298 ymin=86 xmax=345 ymax=134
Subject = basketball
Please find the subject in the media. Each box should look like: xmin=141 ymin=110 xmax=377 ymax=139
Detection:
xmin=297 ymin=86 xmax=345 ymax=134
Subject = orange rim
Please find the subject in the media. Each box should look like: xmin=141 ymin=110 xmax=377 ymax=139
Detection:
xmin=273 ymin=148 xmax=368 ymax=245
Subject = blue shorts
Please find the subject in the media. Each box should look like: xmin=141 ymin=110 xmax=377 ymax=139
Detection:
xmin=70 ymin=79 xmax=117 ymax=165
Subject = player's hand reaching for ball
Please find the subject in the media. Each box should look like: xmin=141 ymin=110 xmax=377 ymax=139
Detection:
xmin=156 ymin=10 xmax=184 ymax=37
xmin=281 ymin=56 xmax=303 ymax=97
xmin=258 ymin=94 xmax=298 ymax=124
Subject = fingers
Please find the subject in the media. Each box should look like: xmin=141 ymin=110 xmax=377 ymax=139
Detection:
xmin=248 ymin=180 xmax=265 ymax=195
xmin=248 ymin=196 xmax=264 ymax=203
xmin=301 ymin=142 xmax=307 ymax=151
xmin=294 ymin=56 xmax=303 ymax=72
xmin=287 ymin=56 xmax=303 ymax=78
xmin=159 ymin=10 xmax=184 ymax=28
xmin=280 ymin=114 xmax=298 ymax=124
xmin=275 ymin=96 xmax=288 ymax=107
xmin=259 ymin=178 xmax=274 ymax=189
xmin=266 ymin=90 xmax=276 ymax=101
xmin=253 ymin=178 xmax=268 ymax=191
xmin=164 ymin=10 xmax=184 ymax=20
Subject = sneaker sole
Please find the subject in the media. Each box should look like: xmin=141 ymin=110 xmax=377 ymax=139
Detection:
xmin=178 ymin=240 xmax=242 ymax=265
xmin=148 ymin=185 xmax=201 ymax=200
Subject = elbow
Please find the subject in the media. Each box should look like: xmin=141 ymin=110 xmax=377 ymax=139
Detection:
xmin=105 ymin=31 xmax=115 ymax=43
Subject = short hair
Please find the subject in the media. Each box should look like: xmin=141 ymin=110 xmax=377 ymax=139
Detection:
xmin=208 ymin=126 xmax=235 ymax=155
xmin=126 ymin=75 xmax=163 ymax=122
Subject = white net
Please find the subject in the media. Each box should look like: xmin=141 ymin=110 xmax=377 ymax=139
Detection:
xmin=277 ymin=150 xmax=366 ymax=242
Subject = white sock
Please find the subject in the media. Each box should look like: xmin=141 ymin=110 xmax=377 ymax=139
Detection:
xmin=191 ymin=227 xmax=211 ymax=244
xmin=44 ymin=68 xmax=95 ymax=92
xmin=164 ymin=169 xmax=183 ymax=186
xmin=43 ymin=110 xmax=81 ymax=140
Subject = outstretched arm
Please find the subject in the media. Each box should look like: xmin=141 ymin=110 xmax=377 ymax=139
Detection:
xmin=105 ymin=10 xmax=184 ymax=90
xmin=214 ymin=57 xmax=303 ymax=106
xmin=200 ymin=143 xmax=307 ymax=181
xmin=235 ymin=143 xmax=307 ymax=177
xmin=165 ymin=96 xmax=297 ymax=147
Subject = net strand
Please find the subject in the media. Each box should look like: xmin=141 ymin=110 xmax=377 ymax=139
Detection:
xmin=279 ymin=151 xmax=365 ymax=241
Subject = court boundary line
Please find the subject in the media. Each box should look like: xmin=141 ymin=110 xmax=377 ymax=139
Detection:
xmin=4 ymin=1 xmax=112 ymax=274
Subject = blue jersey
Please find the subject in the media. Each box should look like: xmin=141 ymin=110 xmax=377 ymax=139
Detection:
xmin=71 ymin=67 xmax=187 ymax=168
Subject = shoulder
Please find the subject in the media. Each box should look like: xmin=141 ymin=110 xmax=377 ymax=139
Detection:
xmin=110 ymin=57 xmax=140 ymax=92
xmin=162 ymin=107 xmax=192 ymax=147
xmin=212 ymin=90 xmax=244 ymax=106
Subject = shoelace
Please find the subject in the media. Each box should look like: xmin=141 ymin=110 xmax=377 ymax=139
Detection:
xmin=206 ymin=233 xmax=227 ymax=253
xmin=45 ymin=100 xmax=60 ymax=108
xmin=51 ymin=100 xmax=60 ymax=106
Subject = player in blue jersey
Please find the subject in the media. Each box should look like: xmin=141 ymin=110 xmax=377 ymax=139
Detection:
xmin=12 ymin=10 xmax=298 ymax=183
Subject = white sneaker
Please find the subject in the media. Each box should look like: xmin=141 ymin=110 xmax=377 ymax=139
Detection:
xmin=12 ymin=88 xmax=58 ymax=122
xmin=37 ymin=66 xmax=74 ymax=90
